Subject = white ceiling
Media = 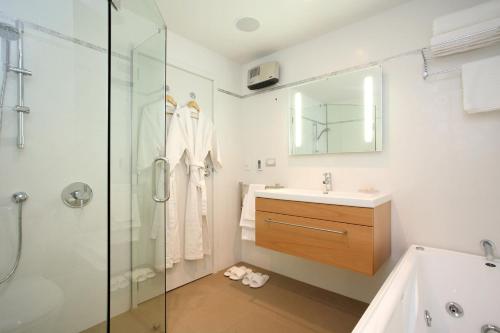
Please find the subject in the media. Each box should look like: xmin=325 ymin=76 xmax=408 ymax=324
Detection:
xmin=156 ymin=0 xmax=411 ymax=63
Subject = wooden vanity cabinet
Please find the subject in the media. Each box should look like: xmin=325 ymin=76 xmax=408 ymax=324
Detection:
xmin=255 ymin=198 xmax=391 ymax=276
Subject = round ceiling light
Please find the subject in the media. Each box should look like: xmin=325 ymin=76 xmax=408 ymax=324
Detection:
xmin=236 ymin=17 xmax=260 ymax=32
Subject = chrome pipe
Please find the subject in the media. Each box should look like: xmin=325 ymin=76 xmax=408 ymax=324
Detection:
xmin=16 ymin=20 xmax=24 ymax=149
xmin=0 ymin=40 xmax=9 ymax=131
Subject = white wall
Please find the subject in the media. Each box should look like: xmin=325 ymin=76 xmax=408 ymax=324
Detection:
xmin=166 ymin=31 xmax=244 ymax=272
xmin=239 ymin=0 xmax=500 ymax=303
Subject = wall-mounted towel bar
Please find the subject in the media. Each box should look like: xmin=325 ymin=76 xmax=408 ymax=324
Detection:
xmin=422 ymin=23 xmax=500 ymax=80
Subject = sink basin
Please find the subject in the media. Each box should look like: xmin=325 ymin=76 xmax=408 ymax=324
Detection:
xmin=254 ymin=188 xmax=391 ymax=208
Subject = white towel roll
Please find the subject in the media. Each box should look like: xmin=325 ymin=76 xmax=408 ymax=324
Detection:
xmin=433 ymin=0 xmax=500 ymax=35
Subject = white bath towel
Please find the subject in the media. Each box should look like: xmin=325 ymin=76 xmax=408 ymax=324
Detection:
xmin=462 ymin=55 xmax=500 ymax=113
xmin=239 ymin=184 xmax=265 ymax=241
xmin=430 ymin=17 xmax=500 ymax=57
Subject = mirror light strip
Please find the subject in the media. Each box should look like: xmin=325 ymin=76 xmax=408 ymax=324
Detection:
xmin=363 ymin=76 xmax=374 ymax=143
xmin=294 ymin=92 xmax=302 ymax=147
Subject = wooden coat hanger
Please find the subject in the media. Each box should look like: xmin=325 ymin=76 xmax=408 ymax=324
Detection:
xmin=187 ymin=100 xmax=200 ymax=112
xmin=165 ymin=85 xmax=177 ymax=108
xmin=166 ymin=94 xmax=177 ymax=108
xmin=164 ymin=85 xmax=177 ymax=115
xmin=187 ymin=92 xmax=201 ymax=112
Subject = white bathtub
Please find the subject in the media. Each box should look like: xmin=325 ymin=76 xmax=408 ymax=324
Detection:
xmin=353 ymin=245 xmax=500 ymax=333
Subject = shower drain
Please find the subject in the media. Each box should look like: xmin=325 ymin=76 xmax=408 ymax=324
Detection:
xmin=482 ymin=324 xmax=500 ymax=333
xmin=445 ymin=302 xmax=464 ymax=318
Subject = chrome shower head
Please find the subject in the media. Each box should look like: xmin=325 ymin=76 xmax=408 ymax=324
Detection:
xmin=0 ymin=22 xmax=20 ymax=41
xmin=316 ymin=127 xmax=330 ymax=140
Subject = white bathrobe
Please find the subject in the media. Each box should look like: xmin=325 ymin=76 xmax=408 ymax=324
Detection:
xmin=166 ymin=106 xmax=222 ymax=260
xmin=138 ymin=102 xmax=181 ymax=270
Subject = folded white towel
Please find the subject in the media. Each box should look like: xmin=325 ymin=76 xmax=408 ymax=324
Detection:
xmin=241 ymin=227 xmax=256 ymax=241
xmin=430 ymin=17 xmax=500 ymax=57
xmin=433 ymin=1 xmax=500 ymax=35
xmin=462 ymin=55 xmax=500 ymax=113
xmin=239 ymin=184 xmax=266 ymax=241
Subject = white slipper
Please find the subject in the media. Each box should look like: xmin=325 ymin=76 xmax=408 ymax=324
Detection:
xmin=242 ymin=272 xmax=256 ymax=286
xmin=143 ymin=268 xmax=156 ymax=279
xmin=224 ymin=266 xmax=239 ymax=277
xmin=249 ymin=272 xmax=269 ymax=288
xmin=229 ymin=266 xmax=252 ymax=281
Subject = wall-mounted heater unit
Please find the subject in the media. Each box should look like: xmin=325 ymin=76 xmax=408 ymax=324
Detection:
xmin=247 ymin=61 xmax=280 ymax=90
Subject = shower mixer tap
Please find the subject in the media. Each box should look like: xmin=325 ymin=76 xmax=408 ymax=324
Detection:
xmin=481 ymin=239 xmax=498 ymax=262
xmin=62 ymin=182 xmax=93 ymax=208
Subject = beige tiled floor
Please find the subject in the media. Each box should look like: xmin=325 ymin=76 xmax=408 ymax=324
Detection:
xmin=83 ymin=263 xmax=367 ymax=333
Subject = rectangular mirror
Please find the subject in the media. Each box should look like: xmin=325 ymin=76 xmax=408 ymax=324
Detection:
xmin=289 ymin=66 xmax=382 ymax=155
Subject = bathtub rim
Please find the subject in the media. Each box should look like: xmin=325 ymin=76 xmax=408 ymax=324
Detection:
xmin=352 ymin=244 xmax=418 ymax=333
xmin=352 ymin=244 xmax=499 ymax=333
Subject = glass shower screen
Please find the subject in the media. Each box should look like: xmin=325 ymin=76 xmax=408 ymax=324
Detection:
xmin=109 ymin=1 xmax=167 ymax=333
xmin=0 ymin=1 xmax=167 ymax=332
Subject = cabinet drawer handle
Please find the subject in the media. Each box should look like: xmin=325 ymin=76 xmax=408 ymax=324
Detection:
xmin=264 ymin=218 xmax=347 ymax=235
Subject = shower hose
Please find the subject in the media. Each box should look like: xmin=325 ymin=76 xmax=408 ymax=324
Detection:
xmin=0 ymin=192 xmax=28 ymax=285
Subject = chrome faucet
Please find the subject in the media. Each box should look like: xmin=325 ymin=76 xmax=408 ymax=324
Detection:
xmin=481 ymin=239 xmax=498 ymax=261
xmin=322 ymin=172 xmax=332 ymax=194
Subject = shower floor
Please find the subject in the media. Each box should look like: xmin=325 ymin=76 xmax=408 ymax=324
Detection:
xmin=83 ymin=263 xmax=367 ymax=333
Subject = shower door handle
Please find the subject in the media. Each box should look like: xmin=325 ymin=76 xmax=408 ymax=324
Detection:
xmin=152 ymin=157 xmax=170 ymax=203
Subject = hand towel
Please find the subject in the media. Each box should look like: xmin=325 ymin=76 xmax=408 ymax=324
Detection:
xmin=462 ymin=55 xmax=500 ymax=113
xmin=239 ymin=184 xmax=266 ymax=241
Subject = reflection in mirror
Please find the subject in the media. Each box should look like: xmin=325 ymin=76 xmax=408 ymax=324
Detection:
xmin=289 ymin=66 xmax=382 ymax=155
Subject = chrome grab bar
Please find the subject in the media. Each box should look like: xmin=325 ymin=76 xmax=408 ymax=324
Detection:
xmin=152 ymin=157 xmax=170 ymax=203
xmin=264 ymin=218 xmax=347 ymax=235
xmin=0 ymin=192 xmax=29 ymax=285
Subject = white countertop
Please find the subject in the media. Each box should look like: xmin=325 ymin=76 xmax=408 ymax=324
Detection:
xmin=255 ymin=188 xmax=391 ymax=208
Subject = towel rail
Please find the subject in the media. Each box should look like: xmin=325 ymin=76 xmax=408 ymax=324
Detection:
xmin=422 ymin=24 xmax=500 ymax=80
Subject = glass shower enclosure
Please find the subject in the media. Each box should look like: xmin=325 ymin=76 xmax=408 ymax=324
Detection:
xmin=0 ymin=1 xmax=167 ymax=332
